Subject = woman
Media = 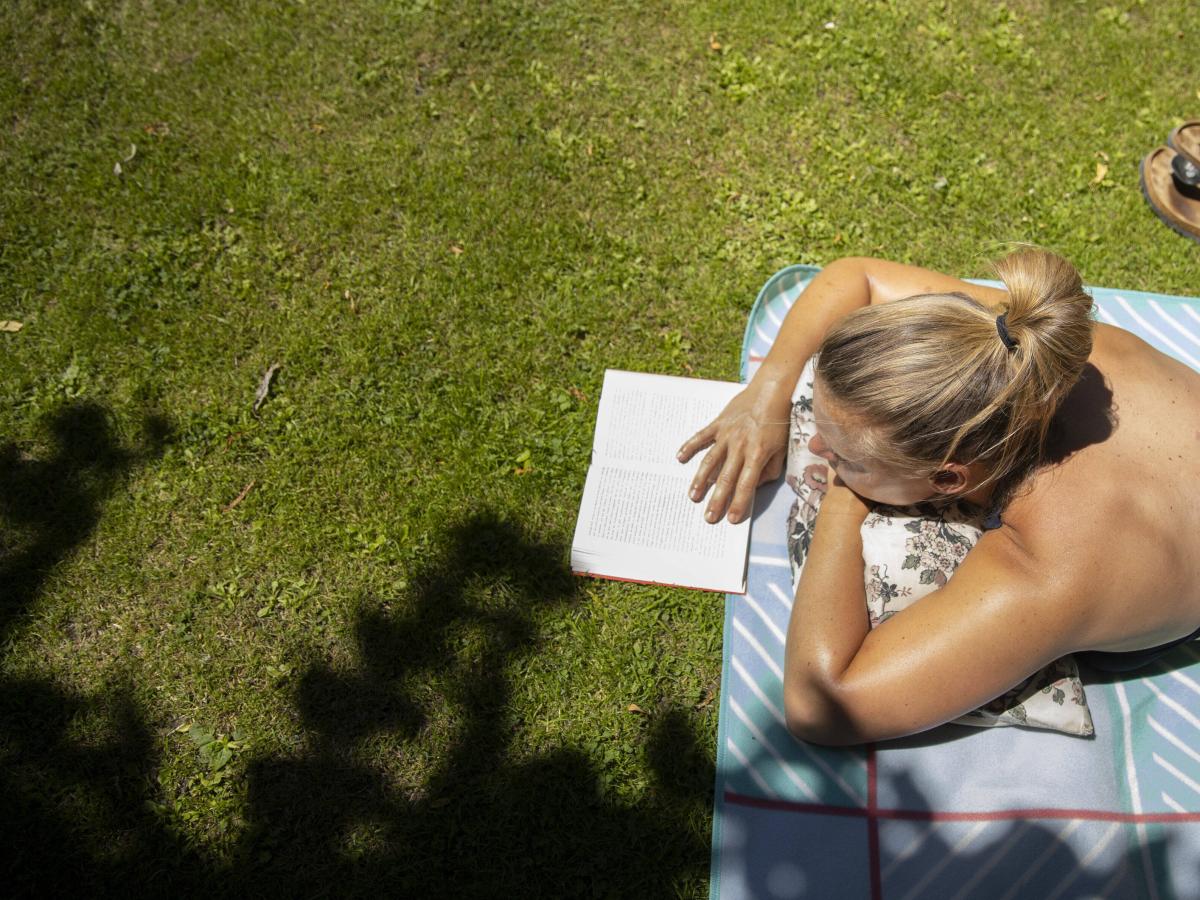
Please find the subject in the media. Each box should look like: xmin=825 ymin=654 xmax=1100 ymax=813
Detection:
xmin=676 ymin=249 xmax=1200 ymax=745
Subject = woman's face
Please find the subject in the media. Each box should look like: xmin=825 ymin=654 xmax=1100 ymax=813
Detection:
xmin=809 ymin=377 xmax=937 ymax=506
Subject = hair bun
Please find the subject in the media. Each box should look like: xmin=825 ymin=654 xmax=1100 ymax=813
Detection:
xmin=991 ymin=247 xmax=1094 ymax=404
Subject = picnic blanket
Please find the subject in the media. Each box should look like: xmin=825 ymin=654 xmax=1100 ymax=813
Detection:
xmin=710 ymin=266 xmax=1200 ymax=900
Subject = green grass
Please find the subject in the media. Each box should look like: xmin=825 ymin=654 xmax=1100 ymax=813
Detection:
xmin=1 ymin=0 xmax=1197 ymax=894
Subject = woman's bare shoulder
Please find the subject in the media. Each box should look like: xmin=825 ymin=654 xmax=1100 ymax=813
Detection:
xmin=999 ymin=444 xmax=1200 ymax=647
xmin=1093 ymin=322 xmax=1200 ymax=391
xmin=1092 ymin=321 xmax=1160 ymax=357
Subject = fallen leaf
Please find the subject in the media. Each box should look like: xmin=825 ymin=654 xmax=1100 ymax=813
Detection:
xmin=627 ymin=703 xmax=646 ymax=715
xmin=450 ymin=244 xmax=464 ymax=255
xmin=1091 ymin=162 xmax=1108 ymax=185
xmin=0 ymin=320 xmax=23 ymax=332
xmin=253 ymin=362 xmax=281 ymax=412
xmin=567 ymin=386 xmax=588 ymax=403
xmin=708 ymin=33 xmax=721 ymax=51
xmin=1092 ymin=92 xmax=1107 ymax=102
xmin=223 ymin=480 xmax=256 ymax=512
xmin=694 ymin=688 xmax=716 ymax=710
xmin=312 ymin=122 xmax=326 ymax=134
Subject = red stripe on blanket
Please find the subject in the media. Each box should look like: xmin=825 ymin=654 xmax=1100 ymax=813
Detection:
xmin=883 ymin=807 xmax=1200 ymax=824
xmin=724 ymin=789 xmax=1200 ymax=823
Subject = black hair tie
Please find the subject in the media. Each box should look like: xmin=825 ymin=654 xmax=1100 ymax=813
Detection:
xmin=995 ymin=313 xmax=1018 ymax=351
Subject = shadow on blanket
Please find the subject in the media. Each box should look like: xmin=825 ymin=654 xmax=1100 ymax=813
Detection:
xmin=1080 ymin=646 xmax=1200 ymax=686
xmin=724 ymin=744 xmax=1175 ymax=898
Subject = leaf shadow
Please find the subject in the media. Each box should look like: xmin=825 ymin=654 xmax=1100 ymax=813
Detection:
xmin=0 ymin=400 xmax=171 ymax=641
xmin=5 ymin=501 xmax=717 ymax=898
xmin=235 ymin=510 xmax=716 ymax=897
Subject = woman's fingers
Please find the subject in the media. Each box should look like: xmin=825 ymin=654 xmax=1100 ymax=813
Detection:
xmin=710 ymin=446 xmax=782 ymax=524
xmin=681 ymin=394 xmax=789 ymax=521
xmin=688 ymin=433 xmax=772 ymax=523
xmin=723 ymin=450 xmax=767 ymax=524
xmin=705 ymin=446 xmax=745 ymax=523
xmin=689 ymin=441 xmax=727 ymax=502
xmin=677 ymin=421 xmax=717 ymax=464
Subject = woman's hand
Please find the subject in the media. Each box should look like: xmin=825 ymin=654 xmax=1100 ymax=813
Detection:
xmin=676 ymin=380 xmax=794 ymax=524
xmin=819 ymin=473 xmax=872 ymax=523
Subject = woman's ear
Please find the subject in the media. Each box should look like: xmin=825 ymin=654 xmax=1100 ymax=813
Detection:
xmin=929 ymin=464 xmax=970 ymax=495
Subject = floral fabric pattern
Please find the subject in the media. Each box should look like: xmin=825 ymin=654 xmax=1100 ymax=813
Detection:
xmin=783 ymin=359 xmax=1094 ymax=736
xmin=860 ymin=504 xmax=982 ymax=626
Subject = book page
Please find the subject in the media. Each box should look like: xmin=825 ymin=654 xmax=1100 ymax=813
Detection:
xmin=571 ymin=369 xmax=753 ymax=593
xmin=592 ymin=370 xmax=745 ymax=471
xmin=585 ymin=466 xmax=731 ymax=557
xmin=571 ymin=458 xmax=750 ymax=593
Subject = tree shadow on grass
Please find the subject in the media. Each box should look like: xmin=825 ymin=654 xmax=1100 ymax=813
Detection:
xmin=237 ymin=510 xmax=715 ymax=898
xmin=1 ymin=675 xmax=213 ymax=895
xmin=4 ymin=440 xmax=717 ymax=898
xmin=0 ymin=401 xmax=203 ymax=894
xmin=0 ymin=401 xmax=171 ymax=640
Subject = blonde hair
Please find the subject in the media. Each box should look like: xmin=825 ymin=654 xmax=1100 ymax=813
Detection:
xmin=815 ymin=248 xmax=1095 ymax=502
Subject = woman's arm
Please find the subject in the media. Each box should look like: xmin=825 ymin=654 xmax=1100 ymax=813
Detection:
xmin=679 ymin=259 xmax=1011 ymax=525
xmin=783 ymin=482 xmax=1081 ymax=746
xmin=782 ymin=479 xmax=874 ymax=740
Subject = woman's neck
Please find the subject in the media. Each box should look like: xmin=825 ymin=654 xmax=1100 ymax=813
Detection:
xmin=957 ymin=460 xmax=1000 ymax=509
xmin=962 ymin=481 xmax=998 ymax=509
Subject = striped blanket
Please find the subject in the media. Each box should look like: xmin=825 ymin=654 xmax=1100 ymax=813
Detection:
xmin=710 ymin=266 xmax=1200 ymax=900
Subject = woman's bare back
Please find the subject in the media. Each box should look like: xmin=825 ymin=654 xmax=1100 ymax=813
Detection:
xmin=1002 ymin=322 xmax=1200 ymax=653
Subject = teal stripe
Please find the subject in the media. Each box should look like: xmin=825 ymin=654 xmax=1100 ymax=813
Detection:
xmin=739 ymin=265 xmax=821 ymax=383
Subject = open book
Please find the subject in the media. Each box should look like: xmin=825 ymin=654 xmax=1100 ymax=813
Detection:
xmin=570 ymin=369 xmax=753 ymax=594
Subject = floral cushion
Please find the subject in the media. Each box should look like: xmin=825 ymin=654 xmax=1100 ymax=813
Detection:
xmin=783 ymin=360 xmax=1094 ymax=736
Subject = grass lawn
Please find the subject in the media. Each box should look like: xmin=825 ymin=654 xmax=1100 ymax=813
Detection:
xmin=1 ymin=0 xmax=1196 ymax=895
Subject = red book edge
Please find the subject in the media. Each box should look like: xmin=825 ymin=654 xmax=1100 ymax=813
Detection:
xmin=571 ymin=569 xmax=746 ymax=596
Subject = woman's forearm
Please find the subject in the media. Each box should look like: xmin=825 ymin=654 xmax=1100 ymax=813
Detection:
xmin=783 ymin=501 xmax=871 ymax=717
xmin=752 ymin=258 xmax=873 ymax=393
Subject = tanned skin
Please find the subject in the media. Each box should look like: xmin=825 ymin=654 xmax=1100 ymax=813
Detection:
xmin=678 ymin=258 xmax=1200 ymax=745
